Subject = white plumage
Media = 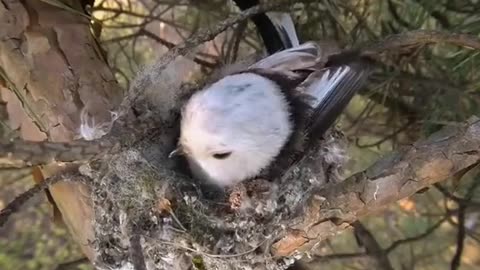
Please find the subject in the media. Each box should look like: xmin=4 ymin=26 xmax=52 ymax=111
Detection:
xmin=174 ymin=12 xmax=370 ymax=187
xmin=180 ymin=73 xmax=292 ymax=186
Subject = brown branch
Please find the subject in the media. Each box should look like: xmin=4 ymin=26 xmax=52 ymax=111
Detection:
xmin=0 ymin=139 xmax=114 ymax=167
xmin=54 ymin=257 xmax=89 ymax=270
xmin=352 ymin=221 xmax=394 ymax=270
xmin=0 ymin=112 xmax=164 ymax=167
xmin=451 ymin=176 xmax=480 ymax=269
xmin=451 ymin=206 xmax=466 ymax=270
xmin=307 ymin=252 xmax=366 ymax=265
xmin=272 ymin=117 xmax=480 ymax=256
xmin=0 ymin=165 xmax=79 ymax=227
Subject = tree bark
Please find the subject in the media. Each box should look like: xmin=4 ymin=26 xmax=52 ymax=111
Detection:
xmin=272 ymin=117 xmax=480 ymax=256
xmin=0 ymin=0 xmax=122 ymax=260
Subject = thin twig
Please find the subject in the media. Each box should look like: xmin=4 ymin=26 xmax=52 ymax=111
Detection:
xmin=352 ymin=221 xmax=394 ymax=270
xmin=450 ymin=176 xmax=480 ymax=270
xmin=54 ymin=257 xmax=89 ymax=270
xmin=435 ymin=184 xmax=480 ymax=208
xmin=451 ymin=206 xmax=466 ymax=270
xmin=364 ymin=30 xmax=480 ymax=55
xmin=0 ymin=165 xmax=79 ymax=227
xmin=386 ymin=217 xmax=447 ymax=253
xmin=119 ymin=0 xmax=302 ymax=115
xmin=139 ymin=28 xmax=218 ymax=68
xmin=308 ymin=252 xmax=366 ymax=265
xmin=0 ymin=139 xmax=114 ymax=167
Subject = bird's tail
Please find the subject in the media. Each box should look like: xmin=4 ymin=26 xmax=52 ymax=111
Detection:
xmin=265 ymin=11 xmax=300 ymax=49
xmin=232 ymin=0 xmax=299 ymax=54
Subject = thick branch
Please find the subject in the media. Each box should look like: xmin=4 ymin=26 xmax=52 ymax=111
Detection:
xmin=0 ymin=139 xmax=114 ymax=166
xmin=0 ymin=115 xmax=159 ymax=167
xmin=0 ymin=0 xmax=122 ymax=260
xmin=272 ymin=117 xmax=480 ymax=256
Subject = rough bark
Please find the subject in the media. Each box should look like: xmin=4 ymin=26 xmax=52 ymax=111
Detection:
xmin=0 ymin=0 xmax=122 ymax=260
xmin=272 ymin=117 xmax=480 ymax=256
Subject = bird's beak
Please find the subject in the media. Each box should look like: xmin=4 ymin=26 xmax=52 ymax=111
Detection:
xmin=168 ymin=146 xmax=183 ymax=158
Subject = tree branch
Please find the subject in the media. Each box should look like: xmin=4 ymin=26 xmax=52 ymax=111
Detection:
xmin=352 ymin=221 xmax=394 ymax=270
xmin=272 ymin=117 xmax=480 ymax=256
xmin=0 ymin=139 xmax=114 ymax=167
xmin=0 ymin=165 xmax=80 ymax=227
xmin=54 ymin=257 xmax=89 ymax=270
xmin=386 ymin=216 xmax=447 ymax=253
xmin=451 ymin=206 xmax=466 ymax=270
xmin=450 ymin=175 xmax=480 ymax=269
xmin=364 ymin=30 xmax=480 ymax=55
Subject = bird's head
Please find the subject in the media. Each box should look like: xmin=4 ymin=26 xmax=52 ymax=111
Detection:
xmin=176 ymin=73 xmax=292 ymax=187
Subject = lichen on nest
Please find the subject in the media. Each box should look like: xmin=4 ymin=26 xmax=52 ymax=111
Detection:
xmin=83 ymin=57 xmax=349 ymax=270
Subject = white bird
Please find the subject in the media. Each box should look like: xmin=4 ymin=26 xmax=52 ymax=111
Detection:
xmin=172 ymin=11 xmax=372 ymax=187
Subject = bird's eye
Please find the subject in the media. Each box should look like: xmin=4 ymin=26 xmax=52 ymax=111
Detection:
xmin=212 ymin=152 xmax=232 ymax=159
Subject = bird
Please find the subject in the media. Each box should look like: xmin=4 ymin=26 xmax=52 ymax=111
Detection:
xmin=170 ymin=3 xmax=372 ymax=188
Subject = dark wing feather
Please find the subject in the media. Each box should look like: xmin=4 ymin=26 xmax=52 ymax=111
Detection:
xmin=266 ymin=54 xmax=372 ymax=180
xmin=232 ymin=0 xmax=287 ymax=54
xmin=301 ymin=55 xmax=372 ymax=143
xmin=265 ymin=12 xmax=300 ymax=48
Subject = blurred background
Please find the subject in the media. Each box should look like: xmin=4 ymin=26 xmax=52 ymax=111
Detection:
xmin=1 ymin=0 xmax=480 ymax=269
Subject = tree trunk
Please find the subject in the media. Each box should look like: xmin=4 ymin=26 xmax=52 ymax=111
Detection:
xmin=0 ymin=0 xmax=122 ymax=260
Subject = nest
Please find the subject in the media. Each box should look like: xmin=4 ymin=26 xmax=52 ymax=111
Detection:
xmin=81 ymin=57 xmax=349 ymax=270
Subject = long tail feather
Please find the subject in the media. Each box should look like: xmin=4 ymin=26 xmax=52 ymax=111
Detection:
xmin=266 ymin=11 xmax=300 ymax=48
xmin=232 ymin=0 xmax=285 ymax=54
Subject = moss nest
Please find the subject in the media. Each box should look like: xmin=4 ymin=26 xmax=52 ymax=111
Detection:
xmin=82 ymin=57 xmax=348 ymax=270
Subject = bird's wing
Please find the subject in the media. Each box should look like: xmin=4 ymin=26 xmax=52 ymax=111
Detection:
xmin=249 ymin=42 xmax=319 ymax=72
xmin=300 ymin=53 xmax=372 ymax=141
